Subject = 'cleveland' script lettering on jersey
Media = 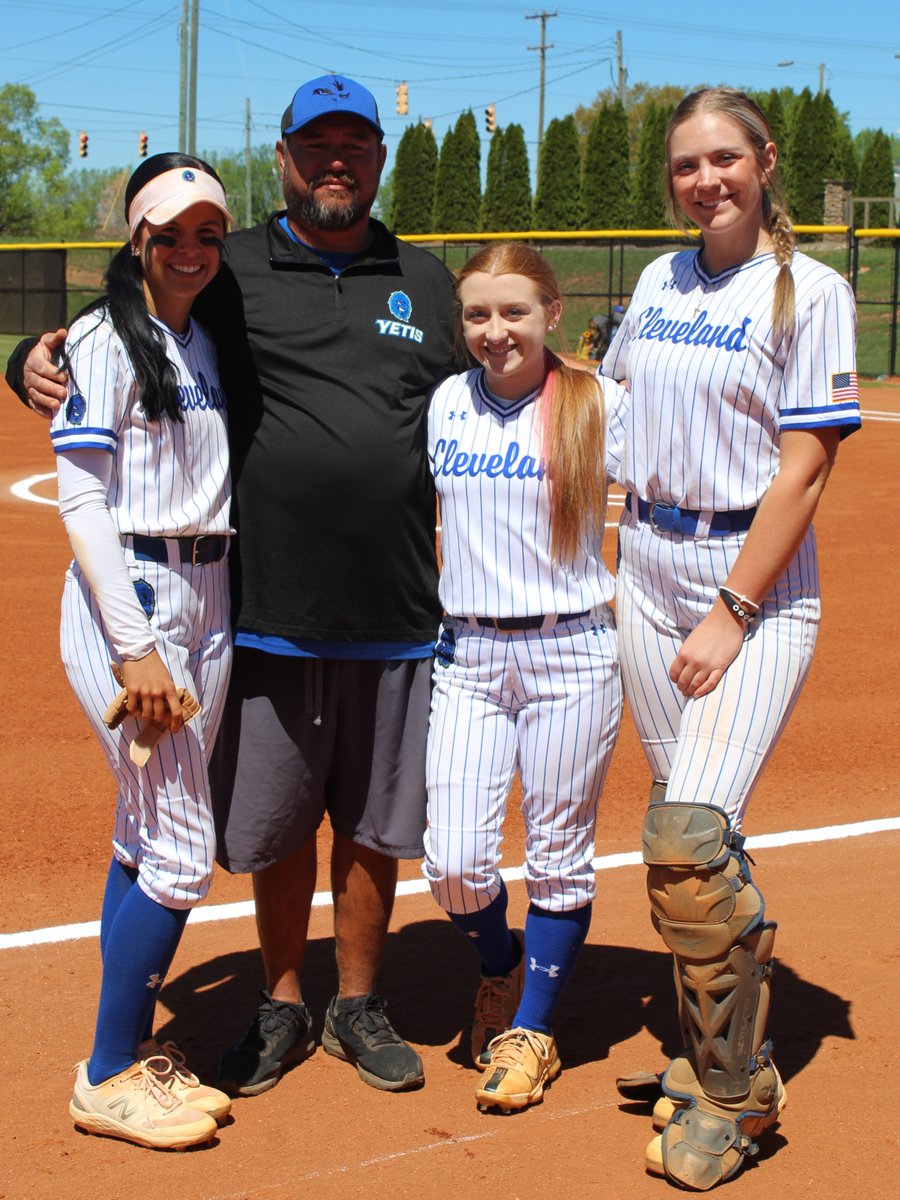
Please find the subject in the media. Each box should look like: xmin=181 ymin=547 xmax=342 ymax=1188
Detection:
xmin=433 ymin=437 xmax=545 ymax=480
xmin=177 ymin=370 xmax=226 ymax=412
xmin=636 ymin=305 xmax=751 ymax=352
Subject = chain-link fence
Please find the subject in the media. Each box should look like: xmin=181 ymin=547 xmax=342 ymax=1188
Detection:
xmin=2 ymin=229 xmax=898 ymax=375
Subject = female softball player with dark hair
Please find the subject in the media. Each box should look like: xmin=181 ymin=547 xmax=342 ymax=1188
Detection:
xmin=50 ymin=153 xmax=235 ymax=1150
xmin=424 ymin=242 xmax=624 ymax=1113
xmin=602 ymin=88 xmax=860 ymax=1189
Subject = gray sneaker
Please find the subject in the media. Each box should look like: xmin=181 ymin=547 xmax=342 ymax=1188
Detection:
xmin=216 ymin=990 xmax=315 ymax=1096
xmin=322 ymin=993 xmax=424 ymax=1092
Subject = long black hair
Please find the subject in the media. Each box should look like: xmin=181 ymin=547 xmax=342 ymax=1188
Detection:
xmin=67 ymin=152 xmax=227 ymax=423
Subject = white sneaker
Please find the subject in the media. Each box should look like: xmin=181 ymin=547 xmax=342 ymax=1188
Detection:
xmin=69 ymin=1058 xmax=217 ymax=1149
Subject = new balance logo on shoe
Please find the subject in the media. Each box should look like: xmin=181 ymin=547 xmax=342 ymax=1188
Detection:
xmin=107 ymin=1095 xmax=138 ymax=1121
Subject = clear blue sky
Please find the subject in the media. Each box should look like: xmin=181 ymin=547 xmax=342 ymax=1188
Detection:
xmin=4 ymin=0 xmax=898 ymax=180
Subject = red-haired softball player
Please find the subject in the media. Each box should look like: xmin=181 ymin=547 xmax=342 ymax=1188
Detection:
xmin=424 ymin=242 xmax=624 ymax=1113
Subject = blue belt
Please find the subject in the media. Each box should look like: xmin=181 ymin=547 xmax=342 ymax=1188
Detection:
xmin=129 ymin=533 xmax=228 ymax=566
xmin=626 ymin=494 xmax=757 ymax=537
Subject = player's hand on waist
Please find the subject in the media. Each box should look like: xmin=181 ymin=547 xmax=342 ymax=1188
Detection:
xmin=25 ymin=329 xmax=69 ymax=418
xmin=122 ymin=650 xmax=184 ymax=733
xmin=669 ymin=606 xmax=746 ymax=700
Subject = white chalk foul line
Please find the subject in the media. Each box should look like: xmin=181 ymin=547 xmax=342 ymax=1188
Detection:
xmin=10 ymin=471 xmax=56 ymax=506
xmin=1 ymin=815 xmax=897 ymax=953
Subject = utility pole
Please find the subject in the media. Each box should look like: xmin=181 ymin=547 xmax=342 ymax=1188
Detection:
xmin=244 ymin=98 xmax=253 ymax=227
xmin=616 ymin=30 xmax=627 ymax=105
xmin=188 ymin=0 xmax=199 ymax=155
xmin=178 ymin=0 xmax=188 ymax=151
xmin=818 ymin=62 xmax=826 ymax=95
xmin=526 ymin=10 xmax=557 ymax=176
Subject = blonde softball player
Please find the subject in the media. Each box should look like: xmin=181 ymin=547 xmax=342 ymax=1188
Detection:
xmin=424 ymin=243 xmax=624 ymax=1112
xmin=601 ymin=89 xmax=861 ymax=1189
xmin=50 ymin=154 xmax=235 ymax=1150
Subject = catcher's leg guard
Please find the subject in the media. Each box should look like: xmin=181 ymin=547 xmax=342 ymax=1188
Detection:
xmin=641 ymin=801 xmax=783 ymax=1190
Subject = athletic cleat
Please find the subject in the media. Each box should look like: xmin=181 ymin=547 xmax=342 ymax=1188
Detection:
xmin=471 ymin=929 xmax=526 ymax=1070
xmin=69 ymin=1058 xmax=217 ymax=1150
xmin=322 ymin=993 xmax=424 ymax=1092
xmin=475 ymin=1027 xmax=561 ymax=1112
xmin=216 ymin=990 xmax=316 ymax=1097
xmin=139 ymin=1038 xmax=232 ymax=1122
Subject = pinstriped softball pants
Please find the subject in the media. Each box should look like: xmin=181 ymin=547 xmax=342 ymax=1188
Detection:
xmin=60 ymin=552 xmax=231 ymax=908
xmin=423 ymin=609 xmax=621 ymax=914
xmin=616 ymin=509 xmax=820 ymax=830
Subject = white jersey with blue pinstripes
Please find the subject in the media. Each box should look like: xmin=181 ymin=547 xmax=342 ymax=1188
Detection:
xmin=428 ymin=368 xmax=615 ymax=617
xmin=601 ymin=249 xmax=860 ymax=511
xmin=50 ymin=310 xmax=230 ymax=537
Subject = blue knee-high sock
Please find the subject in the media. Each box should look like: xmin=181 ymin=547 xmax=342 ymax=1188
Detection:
xmin=88 ymin=884 xmax=189 ymax=1085
xmin=99 ymin=857 xmax=139 ymax=960
xmin=513 ymin=902 xmax=593 ymax=1034
xmin=99 ymin=858 xmax=157 ymax=1043
xmin=446 ymin=880 xmax=519 ymax=977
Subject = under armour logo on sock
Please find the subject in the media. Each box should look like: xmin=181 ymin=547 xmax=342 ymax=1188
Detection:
xmin=146 ymin=973 xmax=163 ymax=990
xmin=529 ymin=957 xmax=560 ymax=978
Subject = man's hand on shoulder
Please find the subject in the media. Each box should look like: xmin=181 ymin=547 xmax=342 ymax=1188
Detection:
xmin=23 ymin=329 xmax=69 ymax=419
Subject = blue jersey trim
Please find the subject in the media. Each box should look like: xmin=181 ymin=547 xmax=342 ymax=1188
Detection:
xmin=51 ymin=427 xmax=117 ymax=454
xmin=779 ymin=401 xmax=861 ymax=439
xmin=235 ymin=630 xmax=433 ymax=660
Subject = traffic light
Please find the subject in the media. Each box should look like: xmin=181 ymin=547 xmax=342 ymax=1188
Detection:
xmin=139 ymin=131 xmax=148 ymax=158
xmin=395 ymin=81 xmax=408 ymax=116
xmin=485 ymin=103 xmax=496 ymax=134
xmin=78 ymin=130 xmax=88 ymax=158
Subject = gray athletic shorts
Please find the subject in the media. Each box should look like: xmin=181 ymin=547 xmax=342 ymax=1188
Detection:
xmin=210 ymin=648 xmax=432 ymax=872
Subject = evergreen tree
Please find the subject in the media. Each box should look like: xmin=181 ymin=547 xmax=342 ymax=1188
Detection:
xmin=480 ymin=128 xmax=505 ymax=232
xmin=480 ymin=124 xmax=533 ymax=232
xmin=433 ymin=111 xmax=481 ymax=232
xmin=388 ymin=124 xmax=417 ymax=233
xmin=432 ymin=126 xmax=455 ymax=232
xmin=759 ymin=89 xmax=787 ymax=156
xmin=500 ymin=123 xmax=532 ymax=231
xmin=533 ymin=115 xmax=583 ymax=230
xmin=581 ymin=100 xmax=630 ymax=228
xmin=833 ymin=124 xmax=858 ymax=191
xmin=857 ymin=130 xmax=895 ymax=227
xmin=390 ymin=123 xmax=437 ymax=234
xmin=630 ymin=101 xmax=670 ymax=228
xmin=786 ymin=88 xmax=831 ymax=224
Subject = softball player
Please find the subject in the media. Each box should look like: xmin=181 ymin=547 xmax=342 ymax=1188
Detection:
xmin=601 ymin=88 xmax=860 ymax=1189
xmin=424 ymin=243 xmax=623 ymax=1112
xmin=50 ymin=154 xmax=235 ymax=1150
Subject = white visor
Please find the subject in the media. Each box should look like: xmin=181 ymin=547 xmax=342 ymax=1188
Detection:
xmin=128 ymin=167 xmax=234 ymax=240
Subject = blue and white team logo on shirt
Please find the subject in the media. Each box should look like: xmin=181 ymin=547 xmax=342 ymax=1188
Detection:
xmin=388 ymin=291 xmax=412 ymax=322
xmin=375 ymin=290 xmax=424 ymax=343
xmin=66 ymin=393 xmax=86 ymax=425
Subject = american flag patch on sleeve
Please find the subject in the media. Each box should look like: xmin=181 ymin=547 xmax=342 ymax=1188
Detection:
xmin=831 ymin=371 xmax=859 ymax=403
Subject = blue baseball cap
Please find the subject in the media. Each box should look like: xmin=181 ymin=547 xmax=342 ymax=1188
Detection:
xmin=281 ymin=75 xmax=384 ymax=140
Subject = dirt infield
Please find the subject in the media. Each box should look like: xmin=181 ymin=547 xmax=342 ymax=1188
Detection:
xmin=1 ymin=379 xmax=898 ymax=1199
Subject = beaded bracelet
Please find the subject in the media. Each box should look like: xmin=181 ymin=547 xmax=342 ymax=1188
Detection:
xmin=718 ymin=587 xmax=761 ymax=625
